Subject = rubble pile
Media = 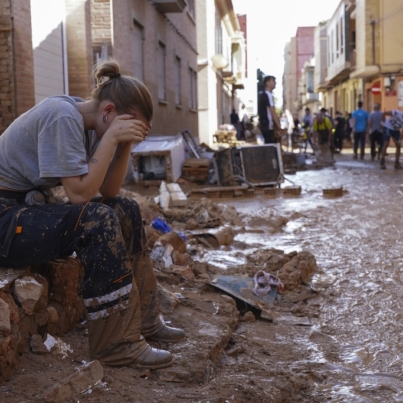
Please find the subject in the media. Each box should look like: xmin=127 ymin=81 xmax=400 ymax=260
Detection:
xmin=0 ymin=185 xmax=320 ymax=392
xmin=245 ymin=249 xmax=318 ymax=291
xmin=0 ymin=258 xmax=85 ymax=381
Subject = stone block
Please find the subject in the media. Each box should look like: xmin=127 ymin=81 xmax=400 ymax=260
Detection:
xmin=0 ymin=298 xmax=10 ymax=336
xmin=13 ymin=277 xmax=44 ymax=315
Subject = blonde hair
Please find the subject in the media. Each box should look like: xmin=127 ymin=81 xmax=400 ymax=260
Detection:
xmin=91 ymin=59 xmax=153 ymax=122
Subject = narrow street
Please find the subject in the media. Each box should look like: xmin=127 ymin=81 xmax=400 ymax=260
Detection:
xmin=223 ymin=153 xmax=403 ymax=402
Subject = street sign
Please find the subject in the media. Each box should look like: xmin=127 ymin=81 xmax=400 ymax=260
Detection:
xmin=371 ymin=84 xmax=381 ymax=94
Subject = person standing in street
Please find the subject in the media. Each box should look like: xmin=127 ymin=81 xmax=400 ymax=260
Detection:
xmin=230 ymin=108 xmax=242 ymax=140
xmin=380 ymin=109 xmax=403 ymax=169
xmin=258 ymin=76 xmax=281 ymax=143
xmin=368 ymin=103 xmax=384 ymax=161
xmin=302 ymin=107 xmax=314 ymax=153
xmin=313 ymin=108 xmax=333 ymax=148
xmin=351 ymin=101 xmax=369 ymax=160
xmin=333 ymin=111 xmax=346 ymax=153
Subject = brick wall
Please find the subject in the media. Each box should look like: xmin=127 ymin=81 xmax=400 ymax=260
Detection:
xmin=11 ymin=0 xmax=35 ymax=117
xmin=0 ymin=0 xmax=13 ymax=134
xmin=91 ymin=0 xmax=112 ymax=58
xmin=108 ymin=0 xmax=198 ymax=136
xmin=65 ymin=0 xmax=94 ymax=98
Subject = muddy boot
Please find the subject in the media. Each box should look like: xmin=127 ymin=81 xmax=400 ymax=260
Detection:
xmin=380 ymin=158 xmax=386 ymax=169
xmin=131 ymin=249 xmax=186 ymax=341
xmin=87 ymin=307 xmax=173 ymax=368
xmin=87 ymin=280 xmax=173 ymax=368
xmin=353 ymin=153 xmax=358 ymax=160
xmin=147 ymin=325 xmax=186 ymax=343
xmin=395 ymin=160 xmax=403 ymax=169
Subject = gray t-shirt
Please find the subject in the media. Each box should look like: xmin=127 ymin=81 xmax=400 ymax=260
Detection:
xmin=0 ymin=96 xmax=99 ymax=191
xmin=369 ymin=110 xmax=383 ymax=133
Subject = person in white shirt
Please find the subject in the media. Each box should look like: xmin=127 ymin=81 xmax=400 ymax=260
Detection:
xmin=257 ymin=76 xmax=281 ymax=143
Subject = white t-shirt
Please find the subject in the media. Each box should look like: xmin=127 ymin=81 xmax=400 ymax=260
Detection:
xmin=265 ymin=90 xmax=274 ymax=130
xmin=384 ymin=110 xmax=403 ymax=131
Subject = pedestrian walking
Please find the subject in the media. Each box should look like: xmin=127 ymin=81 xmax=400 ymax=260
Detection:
xmin=368 ymin=103 xmax=384 ymax=161
xmin=351 ymin=101 xmax=369 ymax=159
xmin=380 ymin=109 xmax=403 ymax=169
xmin=0 ymin=59 xmax=185 ymax=369
xmin=302 ymin=107 xmax=314 ymax=153
xmin=333 ymin=111 xmax=346 ymax=153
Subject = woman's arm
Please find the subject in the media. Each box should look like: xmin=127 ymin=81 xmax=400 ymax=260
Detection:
xmin=61 ymin=115 xmax=146 ymax=204
xmin=99 ymin=142 xmax=132 ymax=197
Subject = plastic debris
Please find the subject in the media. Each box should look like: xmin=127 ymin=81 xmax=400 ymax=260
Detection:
xmin=252 ymin=270 xmax=284 ymax=297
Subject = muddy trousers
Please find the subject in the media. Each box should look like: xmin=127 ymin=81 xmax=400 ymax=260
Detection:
xmin=0 ymin=196 xmax=163 ymax=365
xmin=353 ymin=131 xmax=366 ymax=157
xmin=370 ymin=131 xmax=383 ymax=159
xmin=334 ymin=130 xmax=344 ymax=151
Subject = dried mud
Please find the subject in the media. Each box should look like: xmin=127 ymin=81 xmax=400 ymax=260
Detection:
xmin=3 ymin=153 xmax=403 ymax=403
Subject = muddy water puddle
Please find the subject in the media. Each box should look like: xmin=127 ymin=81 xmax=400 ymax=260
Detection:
xmin=208 ymin=161 xmax=403 ymax=402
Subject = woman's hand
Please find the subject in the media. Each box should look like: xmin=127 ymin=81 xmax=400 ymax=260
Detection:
xmin=104 ymin=114 xmax=148 ymax=145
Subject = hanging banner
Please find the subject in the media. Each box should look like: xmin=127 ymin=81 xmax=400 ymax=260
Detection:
xmin=398 ymin=81 xmax=403 ymax=107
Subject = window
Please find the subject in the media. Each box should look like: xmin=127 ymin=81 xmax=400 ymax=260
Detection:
xmin=157 ymin=42 xmax=166 ymax=100
xmin=189 ymin=67 xmax=197 ymax=110
xmin=327 ymin=35 xmax=330 ymax=67
xmin=336 ymin=23 xmax=339 ymax=58
xmin=175 ymin=56 xmax=181 ymax=105
xmin=132 ymin=21 xmax=144 ymax=81
xmin=340 ymin=17 xmax=344 ymax=55
xmin=215 ymin=9 xmax=222 ymax=55
xmin=331 ymin=30 xmax=334 ymax=63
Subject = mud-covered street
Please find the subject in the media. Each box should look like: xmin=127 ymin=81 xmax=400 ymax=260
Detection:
xmin=228 ymin=155 xmax=403 ymax=402
xmin=3 ymin=153 xmax=403 ymax=403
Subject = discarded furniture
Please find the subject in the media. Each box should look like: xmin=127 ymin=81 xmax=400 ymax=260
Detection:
xmin=131 ymin=134 xmax=185 ymax=183
xmin=213 ymin=129 xmax=237 ymax=145
xmin=182 ymin=158 xmax=210 ymax=183
xmin=214 ymin=143 xmax=284 ymax=187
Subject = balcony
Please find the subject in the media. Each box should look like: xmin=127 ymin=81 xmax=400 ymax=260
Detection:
xmin=325 ymin=59 xmax=351 ymax=86
xmin=153 ymin=0 xmax=186 ymax=13
xmin=305 ymin=93 xmax=319 ymax=103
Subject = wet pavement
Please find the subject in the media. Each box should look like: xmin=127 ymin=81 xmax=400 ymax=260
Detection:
xmin=205 ymin=152 xmax=403 ymax=402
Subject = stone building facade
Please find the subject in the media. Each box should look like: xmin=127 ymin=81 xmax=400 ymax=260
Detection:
xmin=0 ymin=0 xmax=198 ymax=137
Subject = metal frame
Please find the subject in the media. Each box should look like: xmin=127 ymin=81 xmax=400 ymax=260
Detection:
xmin=237 ymin=143 xmax=284 ymax=187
